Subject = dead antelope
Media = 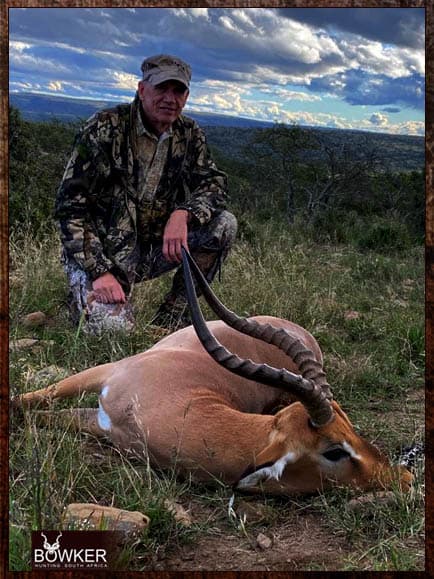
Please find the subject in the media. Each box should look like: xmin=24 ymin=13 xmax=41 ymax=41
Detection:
xmin=12 ymin=249 xmax=412 ymax=495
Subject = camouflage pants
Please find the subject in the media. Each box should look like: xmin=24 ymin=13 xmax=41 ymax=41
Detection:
xmin=64 ymin=210 xmax=237 ymax=334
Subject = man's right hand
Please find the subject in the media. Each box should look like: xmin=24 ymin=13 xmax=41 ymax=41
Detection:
xmin=92 ymin=272 xmax=126 ymax=303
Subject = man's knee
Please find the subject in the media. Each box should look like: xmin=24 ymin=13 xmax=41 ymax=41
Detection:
xmin=202 ymin=210 xmax=238 ymax=250
xmin=219 ymin=210 xmax=238 ymax=246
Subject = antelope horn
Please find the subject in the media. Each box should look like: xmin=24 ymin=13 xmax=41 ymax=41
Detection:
xmin=182 ymin=247 xmax=332 ymax=402
xmin=181 ymin=247 xmax=334 ymax=427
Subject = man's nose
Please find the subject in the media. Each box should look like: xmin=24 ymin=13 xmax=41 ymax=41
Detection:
xmin=162 ymin=88 xmax=177 ymax=101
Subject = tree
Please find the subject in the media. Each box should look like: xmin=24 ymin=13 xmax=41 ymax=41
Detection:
xmin=9 ymin=106 xmax=77 ymax=233
xmin=247 ymin=124 xmax=382 ymax=223
xmin=9 ymin=106 xmax=35 ymax=227
xmin=247 ymin=124 xmax=315 ymax=223
xmin=299 ymin=134 xmax=382 ymax=219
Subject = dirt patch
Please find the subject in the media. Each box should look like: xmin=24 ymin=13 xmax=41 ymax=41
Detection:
xmin=150 ymin=507 xmax=351 ymax=572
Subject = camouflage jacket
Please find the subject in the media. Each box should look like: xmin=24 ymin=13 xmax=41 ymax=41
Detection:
xmin=55 ymin=95 xmax=228 ymax=284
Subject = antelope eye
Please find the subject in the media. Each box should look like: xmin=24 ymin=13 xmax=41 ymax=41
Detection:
xmin=322 ymin=448 xmax=350 ymax=462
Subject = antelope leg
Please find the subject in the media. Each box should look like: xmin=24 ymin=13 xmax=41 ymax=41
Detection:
xmin=32 ymin=408 xmax=106 ymax=438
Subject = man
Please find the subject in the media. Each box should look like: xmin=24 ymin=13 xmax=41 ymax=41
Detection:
xmin=55 ymin=54 xmax=237 ymax=334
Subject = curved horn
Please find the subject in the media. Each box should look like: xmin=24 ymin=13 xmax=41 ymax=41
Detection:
xmin=181 ymin=247 xmax=334 ymax=427
xmin=182 ymin=247 xmax=332 ymax=402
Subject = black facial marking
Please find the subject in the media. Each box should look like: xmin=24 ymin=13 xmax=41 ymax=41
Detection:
xmin=322 ymin=448 xmax=350 ymax=462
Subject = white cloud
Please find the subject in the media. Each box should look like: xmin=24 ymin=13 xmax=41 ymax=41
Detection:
xmin=370 ymin=112 xmax=388 ymax=126
xmin=9 ymin=40 xmax=32 ymax=52
xmin=113 ymin=71 xmax=139 ymax=90
xmin=48 ymin=81 xmax=63 ymax=91
xmin=394 ymin=120 xmax=424 ymax=136
xmin=190 ymin=8 xmax=209 ymax=20
xmin=228 ymin=9 xmax=344 ymax=67
xmin=340 ymin=38 xmax=425 ymax=79
xmin=219 ymin=15 xmax=239 ymax=33
xmin=9 ymin=44 xmax=70 ymax=76
xmin=257 ymin=85 xmax=321 ymax=102
xmin=50 ymin=42 xmax=87 ymax=55
xmin=230 ymin=9 xmax=257 ymax=30
xmin=9 ymin=80 xmax=41 ymax=91
xmin=172 ymin=8 xmax=209 ymax=21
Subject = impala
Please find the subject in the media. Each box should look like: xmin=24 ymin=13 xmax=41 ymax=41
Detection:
xmin=12 ymin=249 xmax=412 ymax=495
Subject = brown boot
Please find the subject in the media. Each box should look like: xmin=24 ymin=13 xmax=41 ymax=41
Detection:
xmin=151 ymin=252 xmax=220 ymax=331
xmin=150 ymin=297 xmax=191 ymax=331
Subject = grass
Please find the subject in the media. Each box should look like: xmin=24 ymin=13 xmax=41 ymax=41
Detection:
xmin=310 ymin=470 xmax=425 ymax=571
xmin=9 ymin=221 xmax=425 ymax=571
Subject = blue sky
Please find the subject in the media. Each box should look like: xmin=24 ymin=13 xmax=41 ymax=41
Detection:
xmin=9 ymin=7 xmax=425 ymax=135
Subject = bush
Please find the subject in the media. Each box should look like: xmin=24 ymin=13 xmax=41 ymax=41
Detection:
xmin=9 ymin=107 xmax=77 ymax=235
xmin=355 ymin=216 xmax=413 ymax=252
xmin=302 ymin=209 xmax=360 ymax=244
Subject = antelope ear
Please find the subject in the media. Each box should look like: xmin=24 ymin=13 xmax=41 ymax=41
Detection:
xmin=236 ymin=441 xmax=297 ymax=490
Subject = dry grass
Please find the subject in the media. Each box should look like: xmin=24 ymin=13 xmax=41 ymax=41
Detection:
xmin=9 ymin=225 xmax=424 ymax=571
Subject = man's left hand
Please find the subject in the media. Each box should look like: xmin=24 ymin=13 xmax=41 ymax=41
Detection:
xmin=163 ymin=209 xmax=191 ymax=263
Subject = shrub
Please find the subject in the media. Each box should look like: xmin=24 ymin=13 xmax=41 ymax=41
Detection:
xmin=9 ymin=107 xmax=77 ymax=235
xmin=355 ymin=216 xmax=412 ymax=252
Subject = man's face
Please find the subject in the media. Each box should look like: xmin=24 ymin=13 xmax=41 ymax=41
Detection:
xmin=138 ymin=79 xmax=189 ymax=134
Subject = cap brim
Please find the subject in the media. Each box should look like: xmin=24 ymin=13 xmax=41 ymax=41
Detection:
xmin=146 ymin=68 xmax=189 ymax=89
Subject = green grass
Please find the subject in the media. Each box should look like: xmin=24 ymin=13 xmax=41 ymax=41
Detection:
xmin=9 ymin=221 xmax=424 ymax=571
xmin=310 ymin=471 xmax=425 ymax=571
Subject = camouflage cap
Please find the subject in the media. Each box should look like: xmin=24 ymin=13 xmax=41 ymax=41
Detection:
xmin=141 ymin=54 xmax=192 ymax=89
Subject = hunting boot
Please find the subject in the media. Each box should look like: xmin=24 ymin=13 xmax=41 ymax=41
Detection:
xmin=151 ymin=250 xmax=221 ymax=330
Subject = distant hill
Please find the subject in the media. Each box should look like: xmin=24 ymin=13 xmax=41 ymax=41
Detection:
xmin=9 ymin=91 xmax=274 ymax=128
xmin=10 ymin=91 xmax=424 ymax=172
xmin=204 ymin=126 xmax=425 ymax=173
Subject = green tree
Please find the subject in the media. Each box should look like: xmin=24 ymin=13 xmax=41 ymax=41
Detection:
xmin=9 ymin=106 xmax=77 ymax=233
xmin=9 ymin=106 xmax=34 ymax=226
xmin=246 ymin=124 xmax=383 ymax=224
xmin=246 ymin=124 xmax=315 ymax=223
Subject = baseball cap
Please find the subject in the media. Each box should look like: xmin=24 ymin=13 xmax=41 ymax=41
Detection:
xmin=141 ymin=54 xmax=192 ymax=89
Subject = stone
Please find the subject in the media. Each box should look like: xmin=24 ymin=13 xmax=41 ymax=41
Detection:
xmin=32 ymin=365 xmax=69 ymax=384
xmin=21 ymin=311 xmax=47 ymax=328
xmin=164 ymin=499 xmax=192 ymax=527
xmin=9 ymin=339 xmax=39 ymax=352
xmin=347 ymin=491 xmax=396 ymax=511
xmin=235 ymin=500 xmax=277 ymax=524
xmin=62 ymin=503 xmax=150 ymax=539
xmin=256 ymin=532 xmax=273 ymax=550
xmin=344 ymin=310 xmax=360 ymax=320
xmin=9 ymin=339 xmax=55 ymax=353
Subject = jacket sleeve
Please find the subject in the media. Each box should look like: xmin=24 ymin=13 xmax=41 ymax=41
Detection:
xmin=55 ymin=114 xmax=114 ymax=280
xmin=175 ymin=122 xmax=228 ymax=224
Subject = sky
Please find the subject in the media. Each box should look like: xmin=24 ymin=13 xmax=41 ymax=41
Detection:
xmin=9 ymin=7 xmax=425 ymax=136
